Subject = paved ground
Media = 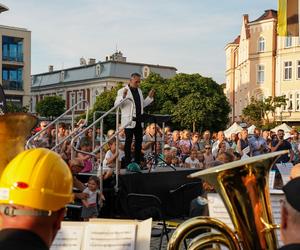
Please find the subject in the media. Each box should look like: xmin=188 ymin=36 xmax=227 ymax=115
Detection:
xmin=150 ymin=233 xmax=171 ymax=250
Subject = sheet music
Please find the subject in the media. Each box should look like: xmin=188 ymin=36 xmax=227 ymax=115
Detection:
xmin=269 ymin=170 xmax=276 ymax=190
xmin=276 ymin=163 xmax=293 ymax=185
xmin=51 ymin=225 xmax=84 ymax=250
xmin=83 ymin=223 xmax=137 ymax=250
xmin=207 ymin=192 xmax=284 ymax=248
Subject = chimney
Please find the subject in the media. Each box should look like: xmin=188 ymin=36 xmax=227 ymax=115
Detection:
xmin=48 ymin=65 xmax=54 ymax=72
xmin=243 ymin=14 xmax=249 ymax=25
xmin=88 ymin=58 xmax=96 ymax=65
xmin=80 ymin=57 xmax=86 ymax=66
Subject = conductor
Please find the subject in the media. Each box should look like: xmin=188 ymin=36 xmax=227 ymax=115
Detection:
xmin=115 ymin=73 xmax=154 ymax=167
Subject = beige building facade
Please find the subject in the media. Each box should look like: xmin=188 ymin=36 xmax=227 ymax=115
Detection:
xmin=226 ymin=9 xmax=300 ymax=125
xmin=0 ymin=24 xmax=31 ymax=109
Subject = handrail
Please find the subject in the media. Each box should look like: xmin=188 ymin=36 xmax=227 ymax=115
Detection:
xmin=25 ymin=100 xmax=89 ymax=150
xmin=70 ymin=97 xmax=134 ymax=197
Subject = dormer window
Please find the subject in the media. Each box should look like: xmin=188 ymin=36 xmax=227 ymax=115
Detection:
xmin=95 ymin=64 xmax=101 ymax=77
xmin=60 ymin=71 xmax=65 ymax=82
xmin=142 ymin=66 xmax=150 ymax=78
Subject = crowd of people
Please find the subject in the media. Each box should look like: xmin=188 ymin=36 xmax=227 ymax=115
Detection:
xmin=31 ymin=120 xmax=300 ymax=174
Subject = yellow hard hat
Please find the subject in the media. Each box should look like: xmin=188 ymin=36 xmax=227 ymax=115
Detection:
xmin=0 ymin=148 xmax=73 ymax=213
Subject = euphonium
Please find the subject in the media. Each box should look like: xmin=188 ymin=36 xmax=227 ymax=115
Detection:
xmin=0 ymin=113 xmax=37 ymax=175
xmin=168 ymin=151 xmax=287 ymax=250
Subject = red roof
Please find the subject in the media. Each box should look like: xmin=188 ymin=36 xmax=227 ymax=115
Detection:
xmin=250 ymin=9 xmax=277 ymax=23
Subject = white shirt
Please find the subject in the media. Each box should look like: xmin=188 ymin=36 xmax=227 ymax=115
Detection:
xmin=185 ymin=157 xmax=200 ymax=169
xmin=83 ymin=188 xmax=98 ymax=205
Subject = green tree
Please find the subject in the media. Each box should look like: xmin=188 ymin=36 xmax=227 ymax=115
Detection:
xmin=82 ymin=83 xmax=123 ymax=132
xmin=242 ymin=95 xmax=287 ymax=128
xmin=163 ymin=74 xmax=230 ymax=131
xmin=36 ymin=96 xmax=65 ymax=120
xmin=140 ymin=72 xmax=168 ymax=114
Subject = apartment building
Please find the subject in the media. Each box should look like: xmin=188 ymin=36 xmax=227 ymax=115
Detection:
xmin=225 ymin=9 xmax=300 ymax=125
xmin=0 ymin=7 xmax=31 ymax=109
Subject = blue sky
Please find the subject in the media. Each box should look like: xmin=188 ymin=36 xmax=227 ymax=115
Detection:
xmin=1 ymin=0 xmax=277 ymax=83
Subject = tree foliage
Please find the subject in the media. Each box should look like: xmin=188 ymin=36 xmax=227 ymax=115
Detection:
xmin=83 ymin=83 xmax=123 ymax=131
xmin=242 ymin=95 xmax=287 ymax=128
xmin=36 ymin=96 xmax=65 ymax=120
xmin=141 ymin=73 xmax=231 ymax=132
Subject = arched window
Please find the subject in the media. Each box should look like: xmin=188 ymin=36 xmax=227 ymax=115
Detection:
xmin=95 ymin=64 xmax=101 ymax=77
xmin=258 ymin=37 xmax=265 ymax=52
xmin=142 ymin=66 xmax=150 ymax=78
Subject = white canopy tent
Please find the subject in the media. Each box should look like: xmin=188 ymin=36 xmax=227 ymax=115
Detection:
xmin=247 ymin=125 xmax=256 ymax=135
xmin=271 ymin=123 xmax=292 ymax=133
xmin=224 ymin=122 xmax=243 ymax=138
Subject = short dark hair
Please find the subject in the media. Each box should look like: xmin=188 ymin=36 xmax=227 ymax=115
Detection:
xmin=131 ymin=73 xmax=141 ymax=78
xmin=88 ymin=176 xmax=100 ymax=187
xmin=278 ymin=129 xmax=284 ymax=133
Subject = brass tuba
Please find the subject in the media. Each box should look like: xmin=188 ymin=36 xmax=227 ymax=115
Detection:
xmin=0 ymin=113 xmax=37 ymax=175
xmin=167 ymin=151 xmax=287 ymax=250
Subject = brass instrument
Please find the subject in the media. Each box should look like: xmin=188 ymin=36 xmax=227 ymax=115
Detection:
xmin=167 ymin=151 xmax=287 ymax=250
xmin=0 ymin=113 xmax=37 ymax=175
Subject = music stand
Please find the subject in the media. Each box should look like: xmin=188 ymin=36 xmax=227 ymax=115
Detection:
xmin=141 ymin=114 xmax=176 ymax=172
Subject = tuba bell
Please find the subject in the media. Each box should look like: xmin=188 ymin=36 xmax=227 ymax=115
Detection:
xmin=167 ymin=150 xmax=287 ymax=250
xmin=0 ymin=113 xmax=37 ymax=175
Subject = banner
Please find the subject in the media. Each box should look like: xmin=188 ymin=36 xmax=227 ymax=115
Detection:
xmin=278 ymin=0 xmax=300 ymax=36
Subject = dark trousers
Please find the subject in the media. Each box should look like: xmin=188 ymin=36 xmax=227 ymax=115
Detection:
xmin=125 ymin=124 xmax=143 ymax=166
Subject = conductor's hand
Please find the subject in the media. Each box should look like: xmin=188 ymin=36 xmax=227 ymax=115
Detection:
xmin=123 ymin=88 xmax=128 ymax=98
xmin=148 ymin=89 xmax=155 ymax=98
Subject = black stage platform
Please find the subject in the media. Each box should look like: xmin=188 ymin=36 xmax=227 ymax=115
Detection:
xmin=76 ymin=168 xmax=203 ymax=218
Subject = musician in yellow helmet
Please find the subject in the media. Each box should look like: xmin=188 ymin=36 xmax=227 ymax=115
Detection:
xmin=0 ymin=148 xmax=73 ymax=250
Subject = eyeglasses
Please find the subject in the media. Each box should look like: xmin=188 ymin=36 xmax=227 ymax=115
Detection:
xmin=205 ymin=147 xmax=211 ymax=150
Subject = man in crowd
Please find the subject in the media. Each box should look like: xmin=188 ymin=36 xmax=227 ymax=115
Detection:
xmin=115 ymin=73 xmax=154 ymax=167
xmin=142 ymin=123 xmax=159 ymax=155
xmin=199 ymin=130 xmax=213 ymax=149
xmin=212 ymin=131 xmax=230 ymax=158
xmin=249 ymin=128 xmax=268 ymax=156
xmin=271 ymin=129 xmax=294 ymax=163
xmin=0 ymin=148 xmax=73 ymax=249
xmin=279 ymin=177 xmax=300 ymax=249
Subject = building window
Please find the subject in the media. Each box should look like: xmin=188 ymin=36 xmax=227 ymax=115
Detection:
xmin=258 ymin=37 xmax=265 ymax=52
xmin=296 ymin=93 xmax=300 ymax=111
xmin=287 ymin=94 xmax=293 ymax=110
xmin=95 ymin=64 xmax=101 ymax=77
xmin=285 ymin=36 xmax=293 ymax=48
xmin=284 ymin=61 xmax=292 ymax=80
xmin=257 ymin=65 xmax=265 ymax=83
xmin=297 ymin=61 xmax=300 ymax=79
xmin=70 ymin=92 xmax=76 ymax=108
xmin=2 ymin=68 xmax=23 ymax=90
xmin=60 ymin=71 xmax=65 ymax=82
xmin=77 ymin=91 xmax=84 ymax=110
xmin=2 ymin=36 xmax=23 ymax=62
xmin=142 ymin=66 xmax=150 ymax=78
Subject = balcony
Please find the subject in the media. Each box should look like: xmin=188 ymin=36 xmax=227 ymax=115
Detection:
xmin=2 ymin=54 xmax=24 ymax=63
xmin=2 ymin=80 xmax=23 ymax=91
